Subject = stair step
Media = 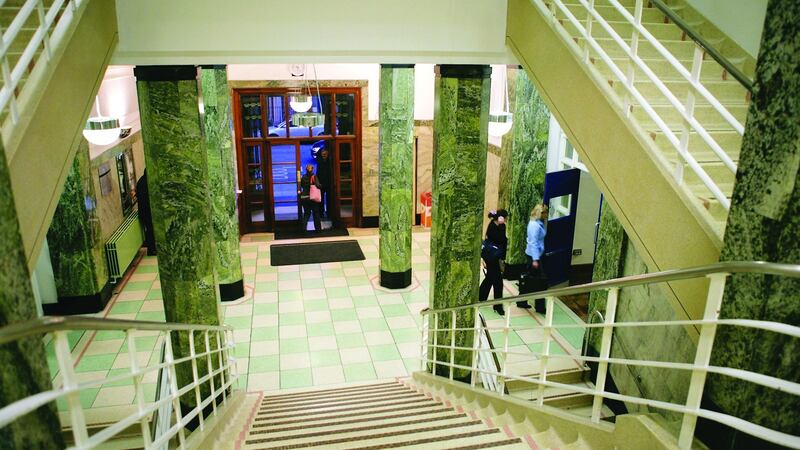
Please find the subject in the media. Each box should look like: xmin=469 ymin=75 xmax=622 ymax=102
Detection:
xmin=558 ymin=3 xmax=667 ymax=23
xmin=255 ymin=395 xmax=439 ymax=422
xmin=578 ymin=36 xmax=702 ymax=60
xmin=505 ymin=365 xmax=588 ymax=390
xmin=595 ymin=57 xmax=735 ymax=83
xmin=508 ymin=381 xmax=595 ymax=408
xmin=560 ymin=18 xmax=685 ymax=42
xmin=610 ymin=78 xmax=749 ymax=105
xmin=632 ymin=103 xmax=748 ymax=132
xmin=259 ymin=381 xmax=399 ymax=402
xmin=650 ymin=129 xmax=742 ymax=160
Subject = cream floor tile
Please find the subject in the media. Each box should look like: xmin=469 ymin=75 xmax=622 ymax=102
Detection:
xmin=308 ymin=336 xmax=338 ymax=351
xmin=406 ymin=303 xmax=427 ymax=315
xmin=305 ymin=310 xmax=332 ymax=324
xmin=279 ymin=280 xmax=302 ymax=291
xmin=138 ymin=257 xmax=158 ymax=266
xmin=112 ymin=351 xmax=152 ymax=369
xmin=396 ymin=342 xmax=421 ymax=358
xmin=363 ymin=259 xmax=379 ymax=268
xmin=319 ymin=262 xmax=342 ymax=269
xmin=105 ymin=312 xmax=137 ymax=321
xmin=415 ymin=271 xmax=431 ymax=281
xmin=373 ymin=360 xmax=408 ymax=379
xmin=348 ymin=285 xmax=374 ymax=297
xmin=356 ymin=307 xmax=382 ymax=319
xmin=233 ymin=329 xmax=251 ymax=343
xmin=241 ymin=251 xmax=258 ymax=260
xmin=324 ymin=278 xmax=347 ymax=288
xmin=339 ymin=347 xmax=371 ymax=364
xmin=312 ymin=366 xmax=345 ymax=385
xmin=242 ymin=266 xmax=256 ymax=275
xmin=252 ymin=315 xmax=278 ymax=327
xmin=328 ymin=298 xmax=354 ymax=309
xmin=377 ymin=294 xmax=404 ymax=305
xmin=152 ymin=281 xmax=161 ymax=289
xmin=300 ymin=271 xmax=323 ymax=280
xmin=130 ymin=272 xmax=158 ymax=282
xmin=139 ymin=300 xmax=164 ymax=313
xmin=248 ymin=372 xmax=279 ymax=391
xmin=142 ymin=370 xmax=159 ymax=384
xmin=278 ymin=301 xmax=304 ymax=314
xmin=516 ymin=328 xmax=546 ymax=343
xmin=386 ymin=316 xmax=417 ymax=329
xmin=82 ymin=339 xmax=124 ymax=356
xmin=364 ymin=330 xmax=394 ymax=346
xmin=302 ymin=288 xmax=327 ymax=300
xmin=343 ymin=267 xmax=367 ymax=277
xmin=333 ymin=321 xmax=361 ymax=335
xmin=250 ymin=340 xmax=279 ymax=357
xmin=280 ymin=353 xmax=311 ymax=370
xmin=279 ymin=325 xmax=307 ymax=339
xmin=254 ymin=292 xmax=278 ymax=304
xmin=236 ymin=358 xmax=250 ymax=374
xmin=412 ymin=254 xmax=428 ymax=263
xmin=277 ymin=265 xmax=300 ymax=272
xmin=255 ymin=273 xmax=278 ymax=282
xmin=116 ymin=292 xmax=147 ymax=302
xmin=93 ymin=385 xmax=136 ymax=408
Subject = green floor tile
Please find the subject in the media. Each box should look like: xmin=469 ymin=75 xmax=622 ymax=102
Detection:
xmin=241 ymin=259 xmax=257 ymax=267
xmin=104 ymin=368 xmax=135 ymax=387
xmin=346 ymin=276 xmax=371 ymax=286
xmin=135 ymin=264 xmax=159 ymax=274
xmin=251 ymin=327 xmax=279 ymax=341
xmin=225 ymin=316 xmax=252 ymax=329
xmin=249 ymin=355 xmax=279 ymax=373
xmin=280 ymin=368 xmax=313 ymax=389
xmin=391 ymin=328 xmax=420 ymax=344
xmin=253 ymin=303 xmax=278 ymax=315
xmin=145 ymin=289 xmax=163 ymax=300
xmin=527 ymin=342 xmax=568 ymax=356
xmin=256 ymin=265 xmax=277 ymax=274
xmin=352 ymin=296 xmax=378 ymax=307
xmin=67 ymin=331 xmax=84 ymax=350
xmin=310 ymin=351 xmax=341 ymax=368
xmin=279 ymin=290 xmax=302 ymax=301
xmin=94 ymin=330 xmax=127 ymax=341
xmin=403 ymin=358 xmax=421 ymax=373
xmin=341 ymin=261 xmax=363 ymax=269
xmin=326 ymin=287 xmax=350 ymax=299
xmin=133 ymin=335 xmax=159 ymax=351
xmin=301 ymin=279 xmax=325 ymax=289
xmin=306 ymin=322 xmax=335 ymax=337
xmin=489 ymin=331 xmax=524 ymax=348
xmin=110 ymin=301 xmax=143 ymax=315
xmin=280 ymin=312 xmax=305 ymax=326
xmin=235 ymin=342 xmax=250 ymax=358
xmin=142 ymin=383 xmax=158 ymax=402
xmin=280 ymin=338 xmax=309 ymax=354
xmin=255 ymin=282 xmax=278 ymax=292
xmin=360 ymin=318 xmax=389 ymax=332
xmin=368 ymin=344 xmax=401 ymax=362
xmin=278 ymin=272 xmax=300 ymax=281
xmin=124 ymin=281 xmax=153 ymax=292
xmin=304 ymin=299 xmax=329 ymax=312
xmin=336 ymin=333 xmax=366 ymax=349
xmin=331 ymin=308 xmax=358 ymax=322
xmin=381 ymin=304 xmax=410 ymax=318
xmin=75 ymin=355 xmax=115 ymax=373
xmin=136 ymin=311 xmax=165 ymax=322
xmin=510 ymin=314 xmax=538 ymax=327
xmin=57 ymin=388 xmax=100 ymax=411
xmin=322 ymin=269 xmax=344 ymax=278
xmin=343 ymin=362 xmax=376 ymax=382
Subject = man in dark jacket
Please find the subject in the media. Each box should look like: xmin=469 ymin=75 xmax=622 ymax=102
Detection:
xmin=135 ymin=170 xmax=156 ymax=255
xmin=315 ymin=148 xmax=332 ymax=219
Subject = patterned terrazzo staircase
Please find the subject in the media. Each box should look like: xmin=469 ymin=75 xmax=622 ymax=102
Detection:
xmin=234 ymin=377 xmax=623 ymax=450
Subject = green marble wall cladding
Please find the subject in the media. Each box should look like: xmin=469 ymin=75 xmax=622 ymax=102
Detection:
xmin=497 ymin=67 xmax=518 ymax=210
xmin=707 ymin=1 xmax=800 ymax=437
xmin=200 ymin=67 xmax=243 ymax=287
xmin=47 ymin=143 xmax=107 ymax=298
xmin=588 ymin=199 xmax=695 ymax=420
xmin=379 ymin=66 xmax=415 ymax=279
xmin=430 ymin=65 xmax=491 ymax=379
xmin=504 ymin=70 xmax=549 ymax=265
xmin=0 ymin=140 xmax=63 ymax=447
xmin=137 ymin=71 xmax=221 ymax=407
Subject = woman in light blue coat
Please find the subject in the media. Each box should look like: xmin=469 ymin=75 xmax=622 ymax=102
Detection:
xmin=524 ymin=203 xmax=548 ymax=312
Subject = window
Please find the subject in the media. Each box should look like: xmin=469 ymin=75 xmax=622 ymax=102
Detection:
xmin=116 ymin=149 xmax=136 ymax=214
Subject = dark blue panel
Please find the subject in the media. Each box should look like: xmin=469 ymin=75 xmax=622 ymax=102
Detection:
xmin=271 ymin=143 xmax=296 ymax=164
xmin=273 ymin=184 xmax=298 ymax=204
xmin=543 ymin=168 xmax=581 ymax=286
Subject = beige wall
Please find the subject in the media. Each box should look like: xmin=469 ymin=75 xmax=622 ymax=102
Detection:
xmin=90 ymin=132 xmax=144 ymax=241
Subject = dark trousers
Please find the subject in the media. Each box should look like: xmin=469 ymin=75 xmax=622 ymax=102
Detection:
xmin=320 ymin=187 xmax=332 ymax=218
xmin=479 ymin=257 xmax=504 ymax=301
xmin=525 ymin=255 xmax=547 ymax=313
xmin=300 ymin=198 xmax=321 ymax=231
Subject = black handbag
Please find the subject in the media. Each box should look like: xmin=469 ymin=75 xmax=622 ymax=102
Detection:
xmin=481 ymin=239 xmax=504 ymax=261
xmin=519 ymin=268 xmax=548 ymax=313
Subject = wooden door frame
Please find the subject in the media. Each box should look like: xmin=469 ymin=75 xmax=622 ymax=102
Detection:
xmin=232 ymin=87 xmax=363 ymax=233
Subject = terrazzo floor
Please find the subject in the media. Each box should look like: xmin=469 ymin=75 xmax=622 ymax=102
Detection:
xmin=44 ymin=227 xmax=585 ymax=424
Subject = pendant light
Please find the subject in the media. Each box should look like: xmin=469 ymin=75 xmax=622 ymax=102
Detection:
xmin=83 ymin=96 xmax=121 ymax=146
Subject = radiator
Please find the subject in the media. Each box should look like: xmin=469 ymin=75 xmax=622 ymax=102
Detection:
xmin=106 ymin=211 xmax=144 ymax=281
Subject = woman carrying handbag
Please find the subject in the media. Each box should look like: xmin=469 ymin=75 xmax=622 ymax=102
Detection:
xmin=298 ymin=164 xmax=323 ymax=232
xmin=479 ymin=209 xmax=509 ymax=315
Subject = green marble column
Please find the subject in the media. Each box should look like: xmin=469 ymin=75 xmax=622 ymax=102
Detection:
xmin=199 ymin=66 xmax=243 ymax=301
xmin=707 ymin=0 xmax=800 ymax=441
xmin=504 ymin=70 xmax=550 ymax=267
xmin=379 ymin=64 xmax=415 ymax=289
xmin=135 ymin=66 xmax=220 ymax=408
xmin=430 ymin=65 xmax=491 ymax=379
xmin=0 ymin=141 xmax=64 ymax=447
xmin=46 ymin=143 xmax=109 ymax=312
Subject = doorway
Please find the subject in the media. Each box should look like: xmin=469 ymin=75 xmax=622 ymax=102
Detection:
xmin=233 ymin=88 xmax=362 ymax=233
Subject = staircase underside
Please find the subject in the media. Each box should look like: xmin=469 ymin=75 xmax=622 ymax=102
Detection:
xmin=2 ymin=0 xmax=117 ymax=271
xmin=506 ymin=0 xmax=723 ymax=325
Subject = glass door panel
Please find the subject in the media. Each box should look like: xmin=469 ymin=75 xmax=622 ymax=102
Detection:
xmin=335 ymin=94 xmax=355 ymax=136
xmin=269 ymin=142 xmax=299 ymax=223
xmin=241 ymin=95 xmax=263 ymax=138
xmin=336 ymin=141 xmax=355 ymax=225
xmin=266 ymin=95 xmax=287 ymax=137
xmin=243 ymin=143 xmax=267 ymax=227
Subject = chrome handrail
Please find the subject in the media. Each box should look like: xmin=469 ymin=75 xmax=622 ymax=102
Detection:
xmin=420 ymin=261 xmax=800 ymax=315
xmin=649 ymin=0 xmax=754 ymax=92
xmin=0 ymin=315 xmax=232 ymax=346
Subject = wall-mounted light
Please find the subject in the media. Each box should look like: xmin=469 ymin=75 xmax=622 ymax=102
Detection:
xmin=488 ymin=69 xmax=514 ymax=137
xmin=83 ymin=97 xmax=121 ymax=146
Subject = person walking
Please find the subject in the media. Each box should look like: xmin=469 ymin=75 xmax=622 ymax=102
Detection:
xmin=315 ymin=148 xmax=333 ymax=219
xmin=524 ymin=203 xmax=549 ymax=312
xmin=479 ymin=209 xmax=508 ymax=315
xmin=298 ymin=164 xmax=322 ymax=232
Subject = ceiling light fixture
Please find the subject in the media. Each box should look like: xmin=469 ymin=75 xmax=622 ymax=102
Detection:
xmin=83 ymin=97 xmax=121 ymax=146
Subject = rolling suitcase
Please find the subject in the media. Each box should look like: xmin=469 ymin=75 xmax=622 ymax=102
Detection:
xmin=519 ymin=269 xmax=548 ymax=313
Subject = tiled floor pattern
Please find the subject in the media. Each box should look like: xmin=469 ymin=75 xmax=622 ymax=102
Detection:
xmin=45 ymin=228 xmax=586 ymax=421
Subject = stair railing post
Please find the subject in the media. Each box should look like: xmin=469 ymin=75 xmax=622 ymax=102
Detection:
xmin=623 ymin=0 xmax=644 ymax=116
xmin=0 ymin=23 xmax=20 ymax=125
xmin=188 ymin=330 xmax=204 ymax=431
xmin=53 ymin=330 xmax=88 ymax=446
xmin=215 ymin=331 xmax=228 ymax=405
xmin=675 ymin=45 xmax=705 ymax=185
xmin=591 ymin=287 xmax=619 ymax=422
xmin=163 ymin=331 xmax=187 ymax=449
xmin=500 ymin=300 xmax=512 ymax=396
xmin=126 ymin=328 xmax=153 ymax=448
xmin=536 ymin=296 xmax=556 ymax=406
xmin=432 ymin=312 xmax=439 ymax=375
xmin=470 ymin=306 xmax=481 ymax=388
xmin=204 ymin=331 xmax=217 ymax=417
xmin=227 ymin=328 xmax=238 ymax=389
xmin=36 ymin=0 xmax=51 ymax=61
xmin=583 ymin=0 xmax=595 ymax=63
xmin=678 ymin=272 xmax=728 ymax=448
xmin=449 ymin=310 xmax=456 ymax=380
xmin=419 ymin=314 xmax=429 ymax=372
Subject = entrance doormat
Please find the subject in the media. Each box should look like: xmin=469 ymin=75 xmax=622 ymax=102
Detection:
xmin=274 ymin=227 xmax=349 ymax=240
xmin=270 ymin=240 xmax=365 ymax=266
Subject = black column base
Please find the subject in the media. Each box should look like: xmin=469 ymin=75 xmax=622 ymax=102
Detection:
xmin=42 ymin=282 xmax=114 ymax=316
xmin=380 ymin=269 xmax=412 ymax=289
xmin=219 ymin=279 xmax=245 ymax=302
xmin=502 ymin=263 xmax=528 ymax=280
